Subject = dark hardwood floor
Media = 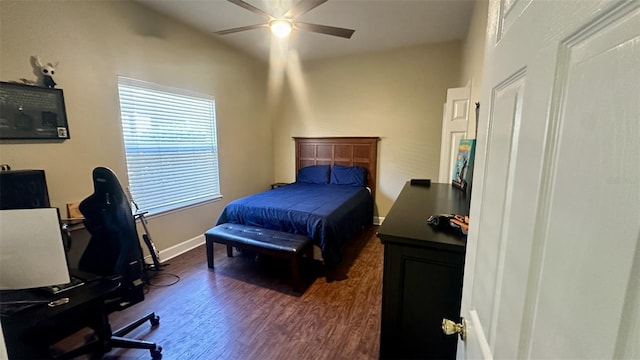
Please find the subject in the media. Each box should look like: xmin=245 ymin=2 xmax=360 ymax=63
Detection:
xmin=59 ymin=226 xmax=383 ymax=360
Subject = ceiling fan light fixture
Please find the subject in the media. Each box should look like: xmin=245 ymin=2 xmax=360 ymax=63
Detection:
xmin=217 ymin=0 xmax=355 ymax=40
xmin=270 ymin=19 xmax=292 ymax=37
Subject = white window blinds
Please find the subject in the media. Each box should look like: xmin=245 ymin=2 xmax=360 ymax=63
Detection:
xmin=117 ymin=77 xmax=220 ymax=215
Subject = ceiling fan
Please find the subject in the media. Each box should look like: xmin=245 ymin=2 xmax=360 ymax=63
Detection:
xmin=215 ymin=0 xmax=355 ymax=39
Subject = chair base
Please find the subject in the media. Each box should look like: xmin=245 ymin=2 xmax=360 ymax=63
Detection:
xmin=56 ymin=312 xmax=162 ymax=359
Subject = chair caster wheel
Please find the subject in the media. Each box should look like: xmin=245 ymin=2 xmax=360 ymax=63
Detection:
xmin=150 ymin=315 xmax=160 ymax=326
xmin=150 ymin=346 xmax=162 ymax=359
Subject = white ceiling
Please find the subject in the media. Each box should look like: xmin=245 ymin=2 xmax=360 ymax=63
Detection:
xmin=137 ymin=0 xmax=476 ymax=61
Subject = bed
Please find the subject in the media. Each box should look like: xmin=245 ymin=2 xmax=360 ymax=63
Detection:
xmin=215 ymin=137 xmax=379 ymax=264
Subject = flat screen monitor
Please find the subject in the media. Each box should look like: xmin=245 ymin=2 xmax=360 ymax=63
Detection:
xmin=0 ymin=208 xmax=70 ymax=290
xmin=0 ymin=170 xmax=50 ymax=209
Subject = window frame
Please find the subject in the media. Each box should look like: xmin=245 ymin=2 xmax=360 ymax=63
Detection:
xmin=117 ymin=76 xmax=221 ymax=216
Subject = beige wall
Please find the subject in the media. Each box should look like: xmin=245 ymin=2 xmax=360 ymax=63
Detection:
xmin=1 ymin=0 xmax=486 ymax=252
xmin=273 ymin=42 xmax=462 ymax=218
xmin=0 ymin=1 xmax=271 ymax=252
xmin=460 ymin=0 xmax=489 ymax=138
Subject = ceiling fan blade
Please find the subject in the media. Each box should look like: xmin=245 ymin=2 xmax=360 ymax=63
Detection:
xmin=295 ymin=22 xmax=355 ymax=39
xmin=214 ymin=24 xmax=268 ymax=35
xmin=284 ymin=0 xmax=328 ymax=18
xmin=227 ymin=0 xmax=271 ymax=20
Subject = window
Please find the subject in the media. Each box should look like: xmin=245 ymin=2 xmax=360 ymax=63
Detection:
xmin=117 ymin=77 xmax=220 ymax=215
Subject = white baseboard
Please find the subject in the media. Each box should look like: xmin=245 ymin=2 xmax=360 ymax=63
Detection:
xmin=143 ymin=234 xmax=205 ymax=264
xmin=374 ymin=216 xmax=384 ymax=225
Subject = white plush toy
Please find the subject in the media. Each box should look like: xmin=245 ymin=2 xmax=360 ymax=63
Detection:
xmin=34 ymin=56 xmax=59 ymax=88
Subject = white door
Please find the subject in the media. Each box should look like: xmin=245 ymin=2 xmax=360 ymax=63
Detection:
xmin=438 ymin=87 xmax=470 ymax=183
xmin=458 ymin=0 xmax=640 ymax=359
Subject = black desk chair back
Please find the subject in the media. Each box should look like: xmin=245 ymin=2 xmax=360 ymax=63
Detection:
xmin=62 ymin=167 xmax=162 ymax=359
xmin=79 ymin=167 xmax=145 ymax=306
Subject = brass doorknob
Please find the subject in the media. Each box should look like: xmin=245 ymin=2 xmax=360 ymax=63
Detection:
xmin=442 ymin=317 xmax=467 ymax=341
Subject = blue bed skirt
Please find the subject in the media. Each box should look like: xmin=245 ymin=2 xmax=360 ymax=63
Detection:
xmin=216 ymin=183 xmax=373 ymax=264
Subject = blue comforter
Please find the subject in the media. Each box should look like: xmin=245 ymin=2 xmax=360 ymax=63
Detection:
xmin=216 ymin=183 xmax=372 ymax=264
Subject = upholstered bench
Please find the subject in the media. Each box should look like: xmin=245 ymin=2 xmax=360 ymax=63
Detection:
xmin=205 ymin=223 xmax=313 ymax=291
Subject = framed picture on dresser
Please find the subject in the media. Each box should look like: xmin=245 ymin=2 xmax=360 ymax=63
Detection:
xmin=451 ymin=139 xmax=476 ymax=192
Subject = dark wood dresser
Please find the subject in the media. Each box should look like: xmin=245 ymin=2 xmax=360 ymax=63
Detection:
xmin=377 ymin=182 xmax=469 ymax=359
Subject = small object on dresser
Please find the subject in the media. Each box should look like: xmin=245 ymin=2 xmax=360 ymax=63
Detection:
xmin=410 ymin=179 xmax=431 ymax=187
xmin=451 ymin=139 xmax=476 ymax=192
xmin=426 ymin=214 xmax=469 ymax=236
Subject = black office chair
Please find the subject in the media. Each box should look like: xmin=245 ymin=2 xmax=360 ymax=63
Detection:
xmin=60 ymin=167 xmax=162 ymax=359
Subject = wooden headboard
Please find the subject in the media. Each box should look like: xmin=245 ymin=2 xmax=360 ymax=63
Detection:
xmin=294 ymin=137 xmax=380 ymax=202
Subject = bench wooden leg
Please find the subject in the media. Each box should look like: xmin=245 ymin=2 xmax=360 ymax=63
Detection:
xmin=226 ymin=245 xmax=234 ymax=257
xmin=206 ymin=237 xmax=215 ymax=268
xmin=291 ymin=255 xmax=301 ymax=292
